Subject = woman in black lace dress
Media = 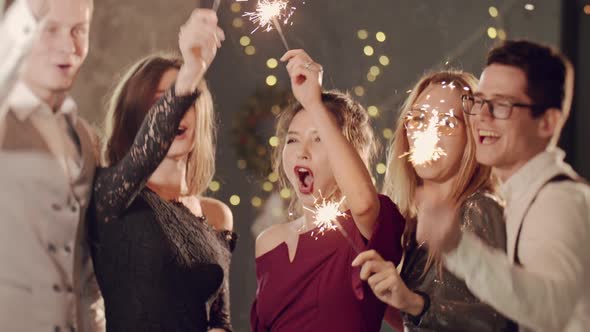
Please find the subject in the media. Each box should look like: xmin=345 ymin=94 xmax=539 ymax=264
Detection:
xmin=88 ymin=10 xmax=235 ymax=332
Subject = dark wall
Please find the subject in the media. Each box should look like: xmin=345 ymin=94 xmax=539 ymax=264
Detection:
xmin=562 ymin=0 xmax=590 ymax=179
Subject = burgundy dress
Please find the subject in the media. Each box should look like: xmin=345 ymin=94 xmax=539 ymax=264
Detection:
xmin=251 ymin=194 xmax=405 ymax=332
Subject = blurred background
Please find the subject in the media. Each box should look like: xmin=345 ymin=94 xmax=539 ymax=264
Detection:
xmin=17 ymin=0 xmax=587 ymax=330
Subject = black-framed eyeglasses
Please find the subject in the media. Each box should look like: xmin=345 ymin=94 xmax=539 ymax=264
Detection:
xmin=404 ymin=108 xmax=462 ymax=136
xmin=461 ymin=95 xmax=541 ymax=120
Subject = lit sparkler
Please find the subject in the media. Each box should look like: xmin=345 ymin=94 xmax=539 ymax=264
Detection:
xmin=243 ymin=0 xmax=295 ymax=50
xmin=400 ymin=111 xmax=447 ymax=166
xmin=303 ymin=191 xmax=362 ymax=253
xmin=304 ymin=194 xmax=347 ymax=235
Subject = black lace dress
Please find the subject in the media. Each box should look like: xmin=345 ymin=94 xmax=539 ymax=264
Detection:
xmin=88 ymin=85 xmax=236 ymax=332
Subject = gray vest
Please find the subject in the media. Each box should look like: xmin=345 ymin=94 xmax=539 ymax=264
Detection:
xmin=0 ymin=109 xmax=99 ymax=331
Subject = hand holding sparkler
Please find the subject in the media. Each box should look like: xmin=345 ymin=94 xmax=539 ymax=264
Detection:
xmin=281 ymin=49 xmax=323 ymax=109
xmin=352 ymin=250 xmax=426 ymax=316
xmin=176 ymin=9 xmax=225 ymax=95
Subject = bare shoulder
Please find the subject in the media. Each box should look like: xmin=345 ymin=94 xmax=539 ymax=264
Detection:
xmin=255 ymin=222 xmax=290 ymax=259
xmin=200 ymin=197 xmax=233 ymax=232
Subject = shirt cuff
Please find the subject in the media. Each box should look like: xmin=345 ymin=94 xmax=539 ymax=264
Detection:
xmin=2 ymin=0 xmax=38 ymax=45
xmin=444 ymin=231 xmax=486 ymax=281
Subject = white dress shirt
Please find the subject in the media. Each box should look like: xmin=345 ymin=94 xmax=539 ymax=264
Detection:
xmin=1 ymin=81 xmax=82 ymax=178
xmin=445 ymin=148 xmax=590 ymax=332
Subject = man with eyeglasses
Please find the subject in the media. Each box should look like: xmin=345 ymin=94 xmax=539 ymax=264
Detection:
xmin=417 ymin=40 xmax=590 ymax=332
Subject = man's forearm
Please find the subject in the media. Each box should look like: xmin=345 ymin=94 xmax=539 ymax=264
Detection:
xmin=445 ymin=232 xmax=582 ymax=331
xmin=0 ymin=0 xmax=37 ymax=103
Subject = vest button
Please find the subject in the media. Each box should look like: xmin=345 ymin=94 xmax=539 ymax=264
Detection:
xmin=51 ymin=203 xmax=62 ymax=211
xmin=53 ymin=284 xmax=61 ymax=292
xmin=48 ymin=243 xmax=57 ymax=253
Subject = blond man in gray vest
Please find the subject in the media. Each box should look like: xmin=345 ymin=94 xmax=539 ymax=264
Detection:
xmin=0 ymin=0 xmax=105 ymax=331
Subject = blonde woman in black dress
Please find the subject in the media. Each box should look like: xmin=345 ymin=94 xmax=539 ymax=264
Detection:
xmin=89 ymin=10 xmax=235 ymax=332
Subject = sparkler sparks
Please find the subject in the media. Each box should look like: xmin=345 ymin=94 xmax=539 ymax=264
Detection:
xmin=302 ymin=192 xmax=362 ymax=253
xmin=400 ymin=111 xmax=447 ymax=166
xmin=243 ymin=0 xmax=295 ymax=33
xmin=303 ymin=193 xmax=347 ymax=236
xmin=243 ymin=0 xmax=295 ymax=49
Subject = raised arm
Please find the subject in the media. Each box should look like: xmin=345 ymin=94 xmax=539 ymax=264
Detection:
xmin=0 ymin=0 xmax=48 ymax=103
xmin=280 ymin=49 xmax=379 ymax=239
xmin=444 ymin=183 xmax=589 ymax=331
xmin=93 ymin=9 xmax=224 ymax=223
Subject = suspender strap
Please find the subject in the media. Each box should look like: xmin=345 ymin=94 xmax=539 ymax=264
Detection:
xmin=513 ymin=174 xmax=576 ymax=264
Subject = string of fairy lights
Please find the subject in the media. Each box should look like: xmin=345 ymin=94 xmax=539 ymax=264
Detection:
xmin=206 ymin=0 xmax=586 ymax=210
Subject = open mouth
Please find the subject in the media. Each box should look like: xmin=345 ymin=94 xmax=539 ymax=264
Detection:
xmin=294 ymin=166 xmax=314 ymax=195
xmin=478 ymin=129 xmax=500 ymax=145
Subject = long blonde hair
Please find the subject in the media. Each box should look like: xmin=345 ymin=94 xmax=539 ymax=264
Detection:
xmin=383 ymin=70 xmax=496 ymax=273
xmin=103 ymin=52 xmax=216 ymax=196
xmin=273 ymin=90 xmax=378 ymax=219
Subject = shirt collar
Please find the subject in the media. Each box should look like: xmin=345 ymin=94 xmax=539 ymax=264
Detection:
xmin=500 ymin=147 xmax=566 ymax=203
xmin=8 ymin=81 xmax=77 ymax=121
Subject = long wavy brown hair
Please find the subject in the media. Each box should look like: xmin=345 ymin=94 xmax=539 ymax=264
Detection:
xmin=102 ymin=52 xmax=216 ymax=196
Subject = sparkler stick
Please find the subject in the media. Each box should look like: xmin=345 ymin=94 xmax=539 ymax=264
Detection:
xmin=271 ymin=16 xmax=290 ymax=51
xmin=244 ymin=0 xmax=294 ymax=50
xmin=332 ymin=219 xmax=362 ymax=254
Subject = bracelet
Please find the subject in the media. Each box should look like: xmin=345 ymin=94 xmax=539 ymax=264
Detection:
xmin=405 ymin=290 xmax=430 ymax=326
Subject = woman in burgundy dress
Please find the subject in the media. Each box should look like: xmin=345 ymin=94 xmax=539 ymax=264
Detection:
xmin=250 ymin=49 xmax=405 ymax=332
